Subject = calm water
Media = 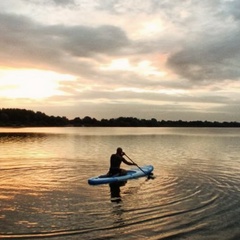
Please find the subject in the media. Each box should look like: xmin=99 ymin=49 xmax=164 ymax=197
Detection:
xmin=0 ymin=127 xmax=240 ymax=239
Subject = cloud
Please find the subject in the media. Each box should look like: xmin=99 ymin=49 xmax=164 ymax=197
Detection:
xmin=94 ymin=0 xmax=240 ymax=85
xmin=1 ymin=0 xmax=240 ymax=122
xmin=0 ymin=13 xmax=60 ymax=68
xmin=56 ymin=25 xmax=130 ymax=57
xmin=0 ymin=12 xmax=130 ymax=72
xmin=97 ymin=0 xmax=157 ymax=14
xmin=52 ymin=0 xmax=75 ymax=6
xmin=22 ymin=0 xmax=76 ymax=7
xmin=167 ymin=31 xmax=240 ymax=82
xmin=164 ymin=1 xmax=240 ymax=83
xmin=223 ymin=0 xmax=240 ymax=20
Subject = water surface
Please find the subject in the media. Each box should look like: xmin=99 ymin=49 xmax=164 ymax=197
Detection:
xmin=0 ymin=127 xmax=240 ymax=239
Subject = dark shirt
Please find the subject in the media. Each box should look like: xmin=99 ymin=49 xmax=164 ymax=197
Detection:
xmin=109 ymin=153 xmax=130 ymax=175
xmin=110 ymin=153 xmax=124 ymax=169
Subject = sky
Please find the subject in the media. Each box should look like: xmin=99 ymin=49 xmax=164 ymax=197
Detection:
xmin=0 ymin=0 xmax=240 ymax=121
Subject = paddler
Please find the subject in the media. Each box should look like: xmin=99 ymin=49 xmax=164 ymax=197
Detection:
xmin=107 ymin=147 xmax=136 ymax=176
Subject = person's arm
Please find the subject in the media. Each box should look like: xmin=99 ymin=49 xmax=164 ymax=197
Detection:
xmin=122 ymin=157 xmax=135 ymax=166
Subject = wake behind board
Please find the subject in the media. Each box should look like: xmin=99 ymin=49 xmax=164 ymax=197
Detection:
xmin=88 ymin=165 xmax=154 ymax=185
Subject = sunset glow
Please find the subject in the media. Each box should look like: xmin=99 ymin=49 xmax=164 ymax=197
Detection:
xmin=0 ymin=69 xmax=75 ymax=99
xmin=101 ymin=59 xmax=166 ymax=77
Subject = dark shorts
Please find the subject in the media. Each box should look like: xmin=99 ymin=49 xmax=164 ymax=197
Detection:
xmin=109 ymin=168 xmax=122 ymax=175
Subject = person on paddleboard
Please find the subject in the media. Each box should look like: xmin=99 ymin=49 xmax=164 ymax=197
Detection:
xmin=108 ymin=147 xmax=136 ymax=176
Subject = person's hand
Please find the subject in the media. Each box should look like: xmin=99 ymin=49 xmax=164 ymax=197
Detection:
xmin=121 ymin=152 xmax=125 ymax=156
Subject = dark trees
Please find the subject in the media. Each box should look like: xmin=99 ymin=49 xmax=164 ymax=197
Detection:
xmin=0 ymin=108 xmax=239 ymax=127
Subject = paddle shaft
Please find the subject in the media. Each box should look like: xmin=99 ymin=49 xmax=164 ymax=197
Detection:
xmin=125 ymin=154 xmax=148 ymax=175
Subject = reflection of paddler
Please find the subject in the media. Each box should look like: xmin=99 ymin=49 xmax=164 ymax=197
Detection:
xmin=109 ymin=181 xmax=127 ymax=203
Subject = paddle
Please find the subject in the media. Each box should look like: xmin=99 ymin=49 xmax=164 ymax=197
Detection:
xmin=125 ymin=154 xmax=154 ymax=179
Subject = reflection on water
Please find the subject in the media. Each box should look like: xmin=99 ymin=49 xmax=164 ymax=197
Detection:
xmin=0 ymin=127 xmax=240 ymax=239
xmin=109 ymin=181 xmax=127 ymax=203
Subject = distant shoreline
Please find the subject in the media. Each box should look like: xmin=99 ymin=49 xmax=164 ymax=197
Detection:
xmin=1 ymin=108 xmax=240 ymax=128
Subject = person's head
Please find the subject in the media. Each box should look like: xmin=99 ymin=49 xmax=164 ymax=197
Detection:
xmin=116 ymin=147 xmax=123 ymax=155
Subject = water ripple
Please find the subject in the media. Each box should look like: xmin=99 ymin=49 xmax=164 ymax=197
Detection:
xmin=1 ymin=128 xmax=240 ymax=239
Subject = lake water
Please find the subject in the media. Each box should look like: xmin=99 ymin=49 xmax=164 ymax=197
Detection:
xmin=0 ymin=127 xmax=240 ymax=239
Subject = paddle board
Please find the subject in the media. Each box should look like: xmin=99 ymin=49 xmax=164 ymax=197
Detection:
xmin=88 ymin=165 xmax=154 ymax=185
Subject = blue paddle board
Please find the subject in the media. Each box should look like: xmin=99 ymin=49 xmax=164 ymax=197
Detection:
xmin=88 ymin=165 xmax=154 ymax=185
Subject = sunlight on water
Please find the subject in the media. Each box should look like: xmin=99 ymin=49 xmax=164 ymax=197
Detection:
xmin=0 ymin=127 xmax=240 ymax=239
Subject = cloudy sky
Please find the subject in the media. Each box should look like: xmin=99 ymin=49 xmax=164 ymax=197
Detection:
xmin=1 ymin=0 xmax=240 ymax=121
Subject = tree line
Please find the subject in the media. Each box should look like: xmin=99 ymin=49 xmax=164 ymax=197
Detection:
xmin=0 ymin=108 xmax=240 ymax=127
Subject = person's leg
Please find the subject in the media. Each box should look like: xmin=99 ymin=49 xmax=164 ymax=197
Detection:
xmin=120 ymin=169 xmax=127 ymax=175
